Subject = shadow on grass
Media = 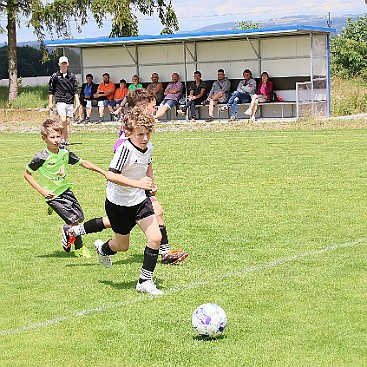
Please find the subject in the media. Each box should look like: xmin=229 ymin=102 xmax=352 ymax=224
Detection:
xmin=99 ymin=277 xmax=164 ymax=291
xmin=36 ymin=251 xmax=143 ymax=265
xmin=37 ymin=251 xmax=72 ymax=258
xmin=99 ymin=279 xmax=137 ymax=290
xmin=192 ymin=334 xmax=227 ymax=341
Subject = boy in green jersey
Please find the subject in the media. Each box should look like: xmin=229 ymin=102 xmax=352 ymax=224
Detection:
xmin=24 ymin=118 xmax=107 ymax=257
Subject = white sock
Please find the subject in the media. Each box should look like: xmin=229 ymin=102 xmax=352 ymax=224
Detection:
xmin=70 ymin=223 xmax=86 ymax=236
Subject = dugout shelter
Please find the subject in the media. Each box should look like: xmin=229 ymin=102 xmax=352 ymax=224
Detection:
xmin=46 ymin=25 xmax=335 ymax=120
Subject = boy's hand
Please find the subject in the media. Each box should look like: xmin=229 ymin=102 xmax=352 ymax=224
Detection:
xmin=138 ymin=176 xmax=154 ymax=190
xmin=151 ymin=184 xmax=158 ymax=196
xmin=41 ymin=189 xmax=55 ymax=200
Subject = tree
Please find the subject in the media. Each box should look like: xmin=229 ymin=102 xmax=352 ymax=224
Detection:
xmin=0 ymin=0 xmax=179 ymax=102
xmin=330 ymin=15 xmax=367 ymax=77
xmin=232 ymin=21 xmax=263 ymax=30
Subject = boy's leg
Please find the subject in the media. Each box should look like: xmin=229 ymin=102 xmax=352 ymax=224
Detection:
xmin=136 ymin=214 xmax=163 ymax=295
xmin=69 ymin=217 xmax=109 ymax=237
xmin=150 ymin=196 xmax=189 ymax=265
xmin=94 ymin=234 xmax=128 ymax=268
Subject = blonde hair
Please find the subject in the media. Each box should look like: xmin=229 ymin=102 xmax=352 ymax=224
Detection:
xmin=123 ymin=106 xmax=155 ymax=134
xmin=41 ymin=118 xmax=63 ymax=137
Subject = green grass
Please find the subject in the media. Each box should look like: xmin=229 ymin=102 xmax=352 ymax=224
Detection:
xmin=0 ymin=128 xmax=366 ymax=366
xmin=0 ymin=85 xmax=49 ymax=109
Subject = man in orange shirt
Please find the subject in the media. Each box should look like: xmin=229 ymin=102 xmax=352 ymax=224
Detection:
xmin=94 ymin=73 xmax=116 ymax=123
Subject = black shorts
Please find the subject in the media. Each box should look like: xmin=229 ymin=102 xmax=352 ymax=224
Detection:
xmin=47 ymin=189 xmax=84 ymax=225
xmin=105 ymin=197 xmax=155 ymax=235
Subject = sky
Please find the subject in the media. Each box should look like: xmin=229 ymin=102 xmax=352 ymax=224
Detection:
xmin=0 ymin=0 xmax=366 ymax=43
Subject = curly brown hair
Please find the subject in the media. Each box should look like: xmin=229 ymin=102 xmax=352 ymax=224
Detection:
xmin=123 ymin=106 xmax=155 ymax=134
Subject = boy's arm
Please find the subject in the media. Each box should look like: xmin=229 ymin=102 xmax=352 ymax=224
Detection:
xmin=106 ymin=170 xmax=153 ymax=191
xmin=23 ymin=170 xmax=55 ymax=199
xmin=146 ymin=164 xmax=158 ymax=195
xmin=80 ymin=160 xmax=107 ymax=177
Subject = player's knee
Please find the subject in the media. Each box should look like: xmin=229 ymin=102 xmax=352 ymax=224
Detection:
xmin=149 ymin=233 xmax=162 ymax=249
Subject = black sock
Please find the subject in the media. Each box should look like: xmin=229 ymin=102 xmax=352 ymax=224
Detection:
xmin=74 ymin=235 xmax=83 ymax=250
xmin=83 ymin=217 xmax=106 ymax=234
xmin=159 ymin=225 xmax=169 ymax=246
xmin=139 ymin=247 xmax=159 ymax=283
xmin=102 ymin=240 xmax=117 ymax=255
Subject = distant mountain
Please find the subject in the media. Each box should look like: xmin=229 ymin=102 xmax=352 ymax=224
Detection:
xmin=0 ymin=14 xmax=362 ymax=48
xmin=191 ymin=14 xmax=362 ymax=35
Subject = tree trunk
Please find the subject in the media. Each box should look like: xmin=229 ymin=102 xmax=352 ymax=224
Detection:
xmin=7 ymin=5 xmax=18 ymax=102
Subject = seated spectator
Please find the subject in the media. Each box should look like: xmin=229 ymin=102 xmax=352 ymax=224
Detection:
xmin=146 ymin=73 xmax=164 ymax=105
xmin=220 ymin=69 xmax=256 ymax=121
xmin=245 ymin=71 xmax=273 ymax=121
xmin=110 ymin=79 xmax=129 ymax=120
xmin=203 ymin=69 xmax=231 ymax=122
xmin=78 ymin=73 xmax=98 ymax=124
xmin=128 ymin=75 xmax=143 ymax=91
xmin=177 ymin=70 xmax=206 ymax=121
xmin=93 ymin=72 xmax=116 ymax=123
xmin=155 ymin=73 xmax=183 ymax=119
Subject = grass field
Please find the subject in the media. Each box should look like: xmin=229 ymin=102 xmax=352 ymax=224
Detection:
xmin=0 ymin=126 xmax=366 ymax=366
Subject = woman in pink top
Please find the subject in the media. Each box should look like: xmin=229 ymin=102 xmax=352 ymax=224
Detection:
xmin=245 ymin=71 xmax=273 ymax=121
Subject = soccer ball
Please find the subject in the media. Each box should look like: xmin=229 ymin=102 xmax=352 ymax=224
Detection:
xmin=192 ymin=303 xmax=227 ymax=338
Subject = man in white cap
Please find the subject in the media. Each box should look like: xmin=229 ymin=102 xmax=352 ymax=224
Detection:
xmin=48 ymin=56 xmax=80 ymax=145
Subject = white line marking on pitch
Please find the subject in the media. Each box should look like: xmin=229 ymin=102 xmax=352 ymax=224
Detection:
xmin=0 ymin=239 xmax=364 ymax=337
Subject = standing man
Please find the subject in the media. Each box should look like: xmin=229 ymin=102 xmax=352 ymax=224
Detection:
xmin=48 ymin=56 xmax=80 ymax=145
xmin=203 ymin=68 xmax=231 ymax=122
xmin=147 ymin=73 xmax=164 ymax=105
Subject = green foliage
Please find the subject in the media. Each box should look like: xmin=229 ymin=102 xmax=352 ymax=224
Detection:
xmin=0 ymin=129 xmax=366 ymax=366
xmin=0 ymin=46 xmax=59 ymax=79
xmin=331 ymin=76 xmax=367 ymax=116
xmin=233 ymin=21 xmax=263 ymax=30
xmin=330 ymin=15 xmax=367 ymax=77
xmin=33 ymin=0 xmax=179 ymax=40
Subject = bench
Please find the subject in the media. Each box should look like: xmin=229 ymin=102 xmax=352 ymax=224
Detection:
xmin=158 ymin=76 xmax=312 ymax=121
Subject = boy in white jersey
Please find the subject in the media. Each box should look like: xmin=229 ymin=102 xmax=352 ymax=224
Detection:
xmin=66 ymin=89 xmax=188 ymax=265
xmin=94 ymin=107 xmax=164 ymax=295
xmin=24 ymin=118 xmax=107 ymax=257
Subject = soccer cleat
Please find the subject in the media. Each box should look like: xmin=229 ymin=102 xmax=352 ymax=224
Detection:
xmin=161 ymin=249 xmax=189 ymax=265
xmin=249 ymin=115 xmax=256 ymax=122
xmin=96 ymin=117 xmax=104 ymax=124
xmin=74 ymin=246 xmax=92 ymax=258
xmin=94 ymin=240 xmax=112 ymax=268
xmin=219 ymin=105 xmax=228 ymax=111
xmin=136 ymin=280 xmax=164 ymax=295
xmin=85 ymin=117 xmax=90 ymax=124
xmin=61 ymin=224 xmax=76 ymax=252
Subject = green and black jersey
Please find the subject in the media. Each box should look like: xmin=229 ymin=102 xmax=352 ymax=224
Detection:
xmin=26 ymin=147 xmax=83 ymax=200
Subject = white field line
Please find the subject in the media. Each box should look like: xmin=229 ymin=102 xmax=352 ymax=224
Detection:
xmin=0 ymin=238 xmax=364 ymax=337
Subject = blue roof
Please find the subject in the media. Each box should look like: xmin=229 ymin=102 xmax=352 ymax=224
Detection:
xmin=46 ymin=25 xmax=336 ymax=48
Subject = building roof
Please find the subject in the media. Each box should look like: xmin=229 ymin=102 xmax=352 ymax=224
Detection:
xmin=46 ymin=25 xmax=335 ymax=48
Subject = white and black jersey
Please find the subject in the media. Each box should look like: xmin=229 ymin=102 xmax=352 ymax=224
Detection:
xmin=106 ymin=139 xmax=153 ymax=207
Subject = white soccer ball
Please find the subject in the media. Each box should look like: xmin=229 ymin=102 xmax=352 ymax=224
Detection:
xmin=192 ymin=303 xmax=227 ymax=338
